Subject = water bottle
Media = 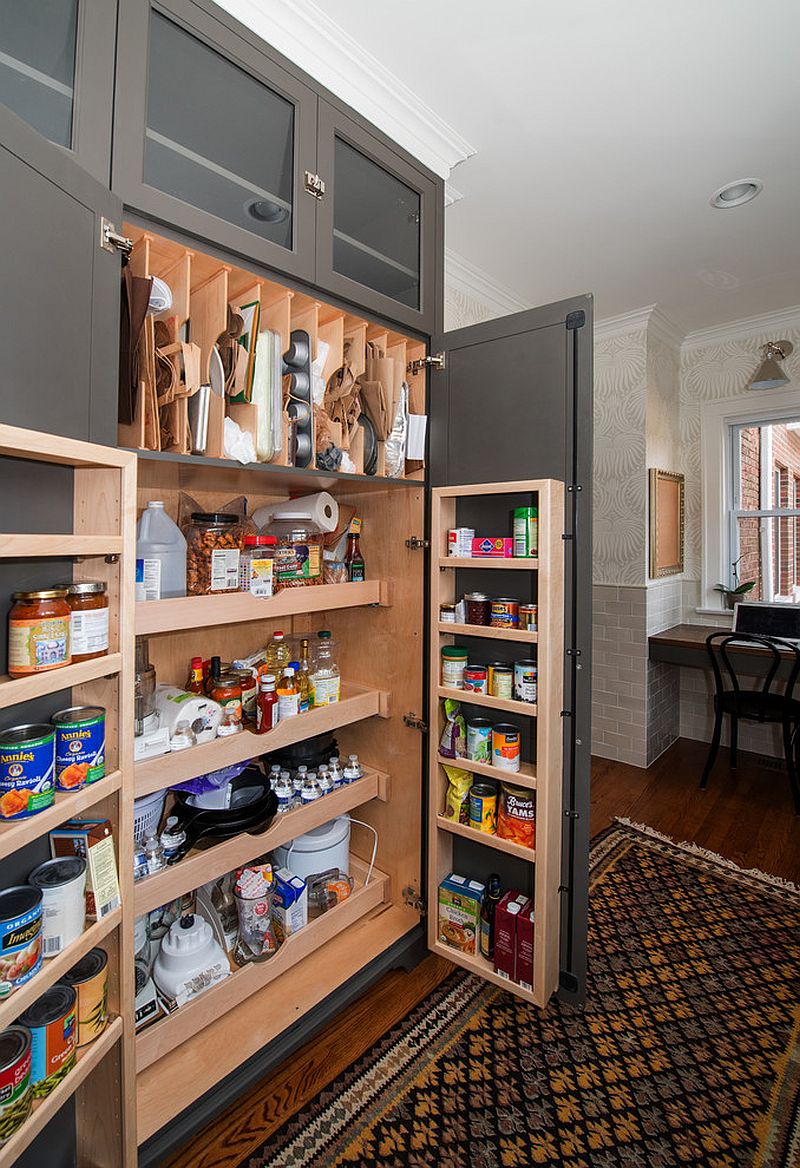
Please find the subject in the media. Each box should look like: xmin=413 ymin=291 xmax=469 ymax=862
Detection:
xmin=301 ymin=776 xmax=321 ymax=803
xmin=328 ymin=756 xmax=343 ymax=787
xmin=269 ymin=764 xmax=281 ymax=788
xmin=143 ymin=831 xmax=166 ymax=873
xmin=274 ymin=775 xmax=293 ymax=813
xmin=136 ymin=501 xmax=187 ymax=600
xmin=343 ymin=754 xmax=362 ymax=783
xmin=318 ymin=768 xmax=334 ymax=797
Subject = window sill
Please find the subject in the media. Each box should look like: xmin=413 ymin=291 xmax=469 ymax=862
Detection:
xmin=694 ymin=607 xmax=733 ymax=623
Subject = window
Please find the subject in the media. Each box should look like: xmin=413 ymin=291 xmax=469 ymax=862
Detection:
xmin=700 ymin=388 xmax=800 ymax=612
xmin=729 ymin=419 xmax=800 ymax=602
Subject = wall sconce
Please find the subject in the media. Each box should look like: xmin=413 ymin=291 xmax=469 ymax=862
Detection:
xmin=749 ymin=340 xmax=793 ymax=390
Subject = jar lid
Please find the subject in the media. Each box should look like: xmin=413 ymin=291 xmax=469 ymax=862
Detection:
xmin=214 ymin=673 xmax=240 ymax=686
xmin=191 ymin=512 xmax=238 ymax=524
xmin=464 ymin=592 xmax=489 ymax=601
xmin=66 ymin=581 xmax=107 ymax=596
xmin=12 ymin=589 xmax=68 ymax=600
xmin=441 ymin=646 xmax=469 ymax=658
xmin=244 ymin=535 xmax=277 ymax=546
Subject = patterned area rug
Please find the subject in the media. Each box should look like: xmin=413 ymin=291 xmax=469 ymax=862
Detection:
xmin=245 ymin=820 xmax=800 ymax=1167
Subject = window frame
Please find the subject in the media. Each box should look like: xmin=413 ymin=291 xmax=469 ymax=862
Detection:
xmin=700 ymin=387 xmax=800 ymax=612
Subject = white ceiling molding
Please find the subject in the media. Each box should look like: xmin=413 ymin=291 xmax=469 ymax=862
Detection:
xmin=215 ymin=0 xmax=476 ymax=178
xmin=682 ymin=304 xmax=800 ymax=350
xmin=445 ymin=249 xmax=531 ymax=318
xmin=647 ymin=307 xmax=685 ymax=352
xmin=594 ymin=304 xmax=683 ymax=349
xmin=445 ymin=183 xmax=464 ymax=207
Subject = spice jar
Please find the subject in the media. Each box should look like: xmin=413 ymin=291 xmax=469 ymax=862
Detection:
xmin=210 ymin=673 xmax=243 ymax=722
xmin=66 ymin=582 xmax=109 ymax=662
xmin=186 ymin=513 xmax=243 ymax=596
xmin=8 ymin=590 xmax=71 ymax=676
xmin=464 ymin=592 xmax=490 ymax=625
xmin=441 ymin=646 xmax=469 ymax=689
xmin=239 ymin=535 xmax=277 ymax=597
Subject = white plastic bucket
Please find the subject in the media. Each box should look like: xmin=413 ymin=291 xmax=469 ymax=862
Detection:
xmin=274 ymin=816 xmax=351 ymax=881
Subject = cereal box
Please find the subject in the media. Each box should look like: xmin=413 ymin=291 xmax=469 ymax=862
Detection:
xmin=438 ymin=873 xmax=485 ymax=956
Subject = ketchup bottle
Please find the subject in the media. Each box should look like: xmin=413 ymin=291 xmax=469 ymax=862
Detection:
xmin=256 ymin=674 xmax=279 ymax=733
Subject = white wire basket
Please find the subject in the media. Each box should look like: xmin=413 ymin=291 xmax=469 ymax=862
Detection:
xmin=133 ymin=789 xmax=168 ymax=845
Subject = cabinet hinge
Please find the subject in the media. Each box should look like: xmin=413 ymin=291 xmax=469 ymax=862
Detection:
xmin=407 ymin=353 xmax=445 ymax=375
xmin=405 ymin=536 xmax=430 ymax=550
xmin=100 ymin=217 xmax=133 ymax=256
xmin=402 ymin=885 xmax=426 ymax=915
xmin=403 ymin=714 xmax=428 ymax=733
xmin=566 ymin=310 xmax=586 ymax=331
xmin=564 ymin=810 xmax=580 ymax=820
xmin=303 ymin=171 xmax=326 ymax=199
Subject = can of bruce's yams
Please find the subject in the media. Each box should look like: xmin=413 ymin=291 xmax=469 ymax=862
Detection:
xmin=492 ymin=724 xmax=521 ymax=773
xmin=51 ymin=706 xmax=105 ymax=790
xmin=19 ymin=984 xmax=77 ymax=1097
xmin=0 ymin=887 xmax=43 ymax=994
xmin=0 ymin=725 xmax=55 ymax=819
xmin=60 ymin=948 xmax=108 ymax=1047
xmin=0 ymin=1026 xmax=33 ymax=1142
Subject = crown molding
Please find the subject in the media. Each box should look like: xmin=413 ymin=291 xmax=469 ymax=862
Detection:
xmin=593 ymin=305 xmax=656 ymax=341
xmin=682 ymin=304 xmax=800 ymax=350
xmin=647 ymin=307 xmax=684 ymax=352
xmin=445 ymin=249 xmax=531 ymax=317
xmin=215 ymin=0 xmax=476 ymax=179
xmin=444 ymin=183 xmax=464 ymax=207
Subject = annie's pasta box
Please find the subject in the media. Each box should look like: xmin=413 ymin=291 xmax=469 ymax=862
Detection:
xmin=49 ymin=820 xmax=121 ymax=922
xmin=493 ymin=891 xmax=531 ymax=982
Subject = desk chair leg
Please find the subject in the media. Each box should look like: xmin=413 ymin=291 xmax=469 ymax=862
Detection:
xmin=700 ymin=703 xmax=723 ymax=789
xmin=730 ymin=715 xmax=738 ymax=768
xmin=783 ymin=720 xmax=800 ymax=817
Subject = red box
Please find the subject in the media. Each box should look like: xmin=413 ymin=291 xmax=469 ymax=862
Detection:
xmin=516 ymin=909 xmax=534 ymax=991
xmin=471 ymin=537 xmax=514 ymax=558
xmin=493 ymin=891 xmax=530 ymax=981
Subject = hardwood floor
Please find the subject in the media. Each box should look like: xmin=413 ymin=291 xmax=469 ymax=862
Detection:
xmin=166 ymin=737 xmax=800 ymax=1167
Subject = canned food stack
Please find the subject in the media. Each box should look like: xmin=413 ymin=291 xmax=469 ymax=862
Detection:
xmin=440 ymin=646 xmax=537 ymax=705
xmin=442 ymin=764 xmax=536 ymax=851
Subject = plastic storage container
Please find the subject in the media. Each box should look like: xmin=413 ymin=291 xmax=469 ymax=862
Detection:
xmin=267 ymin=517 xmax=323 ymax=590
xmin=186 ymin=513 xmax=244 ymax=596
xmin=136 ymin=502 xmax=187 ymax=600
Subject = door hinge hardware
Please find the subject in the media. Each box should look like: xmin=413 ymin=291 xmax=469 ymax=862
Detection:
xmin=403 ymin=714 xmax=428 ymax=733
xmin=104 ymin=554 xmax=119 ymax=564
xmin=566 ymin=310 xmax=586 ymax=330
xmin=561 ymin=710 xmax=572 ymax=718
xmin=567 ymin=484 xmax=583 ymax=493
xmin=564 ymin=810 xmax=580 ymax=820
xmin=405 ymin=537 xmax=430 ymax=550
xmin=100 ymin=218 xmax=133 ymax=256
xmin=402 ymin=885 xmax=426 ymax=915
xmin=407 ymin=353 xmax=445 ymax=375
xmin=561 ymin=533 xmax=573 ymax=541
xmin=304 ymin=171 xmax=326 ymax=199
xmin=566 ymin=648 xmax=582 ymax=657
xmin=558 ymin=884 xmax=569 ymax=894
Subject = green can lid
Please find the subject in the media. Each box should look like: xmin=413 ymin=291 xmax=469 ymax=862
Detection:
xmin=441 ymin=646 xmax=469 ymax=659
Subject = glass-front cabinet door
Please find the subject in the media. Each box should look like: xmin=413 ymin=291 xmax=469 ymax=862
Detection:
xmin=0 ymin=0 xmax=117 ymax=180
xmin=316 ymin=102 xmax=440 ymax=333
xmin=113 ymin=0 xmax=317 ymax=281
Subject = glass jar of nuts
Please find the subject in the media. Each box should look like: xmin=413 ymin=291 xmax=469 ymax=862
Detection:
xmin=187 ymin=513 xmax=244 ymax=595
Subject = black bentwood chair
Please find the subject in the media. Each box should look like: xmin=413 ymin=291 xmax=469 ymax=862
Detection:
xmin=699 ymin=632 xmax=800 ymax=814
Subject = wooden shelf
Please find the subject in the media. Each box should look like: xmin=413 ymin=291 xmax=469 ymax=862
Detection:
xmin=0 ymin=424 xmax=133 ymax=468
xmin=0 ymin=652 xmax=122 ymax=710
xmin=438 ymin=622 xmax=537 ymax=644
xmin=0 ymin=770 xmax=123 ymax=861
xmin=0 ymin=534 xmax=124 ymax=558
xmin=136 ymin=580 xmax=385 ymax=635
xmin=134 ymin=769 xmax=389 ymax=916
xmin=132 ymin=448 xmax=421 ymax=494
xmin=136 ymin=857 xmax=389 ymax=1071
xmin=436 ymin=815 xmax=536 ymax=861
xmin=0 ymin=1016 xmax=123 ymax=1168
xmin=438 ymin=557 xmax=538 ymax=571
xmin=430 ymin=942 xmax=540 ymax=1006
xmin=437 ymin=685 xmax=537 ymax=717
xmin=134 ymin=683 xmax=389 ymax=797
xmin=435 ymin=753 xmax=536 ymax=790
xmin=0 ymin=909 xmax=121 ymax=1033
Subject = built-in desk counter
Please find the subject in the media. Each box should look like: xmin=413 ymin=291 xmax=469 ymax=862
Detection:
xmin=649 ymin=623 xmax=797 ymax=679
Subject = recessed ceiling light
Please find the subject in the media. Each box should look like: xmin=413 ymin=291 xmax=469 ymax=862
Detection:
xmin=709 ymin=179 xmax=763 ymax=209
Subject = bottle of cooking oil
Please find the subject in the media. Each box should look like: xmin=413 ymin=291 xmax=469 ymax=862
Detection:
xmin=300 ymin=638 xmax=314 ymax=708
xmin=290 ymin=659 xmax=310 ymax=713
xmin=264 ymin=630 xmax=290 ymax=675
xmin=310 ymin=630 xmax=340 ymax=706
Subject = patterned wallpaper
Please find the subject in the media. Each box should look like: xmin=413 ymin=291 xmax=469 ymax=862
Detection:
xmin=592 ymin=329 xmax=648 ymax=585
xmin=679 ymin=323 xmax=800 ymax=581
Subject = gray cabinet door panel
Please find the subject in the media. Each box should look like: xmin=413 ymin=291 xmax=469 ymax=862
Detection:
xmin=0 ymin=0 xmax=117 ymax=182
xmin=113 ymin=0 xmax=318 ymax=282
xmin=431 ymin=298 xmax=593 ymax=1002
xmin=0 ymin=104 xmax=122 ymax=443
xmin=316 ymin=101 xmax=440 ymax=334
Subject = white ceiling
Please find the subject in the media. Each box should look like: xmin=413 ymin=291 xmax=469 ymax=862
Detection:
xmin=311 ymin=0 xmax=800 ymax=331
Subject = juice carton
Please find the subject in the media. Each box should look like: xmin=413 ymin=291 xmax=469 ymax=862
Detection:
xmin=438 ymin=873 xmax=485 ymax=956
xmin=272 ymin=868 xmax=308 ymax=942
xmin=493 ymin=891 xmax=531 ymax=981
xmin=516 ymin=908 xmax=535 ymax=991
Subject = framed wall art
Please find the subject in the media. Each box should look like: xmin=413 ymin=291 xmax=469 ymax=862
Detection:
xmin=649 ymin=468 xmax=684 ymax=577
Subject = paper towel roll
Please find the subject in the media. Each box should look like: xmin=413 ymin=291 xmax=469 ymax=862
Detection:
xmin=252 ymin=490 xmax=339 ymax=534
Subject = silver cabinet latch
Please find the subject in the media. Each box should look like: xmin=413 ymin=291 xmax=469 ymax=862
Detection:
xmin=100 ymin=218 xmax=133 ymax=256
xmin=403 ymin=714 xmax=428 ymax=733
xmin=407 ymin=353 xmax=445 ymax=375
xmin=405 ymin=537 xmax=430 ymax=550
xmin=304 ymin=171 xmax=326 ymax=199
xmin=402 ymin=885 xmax=426 ymax=914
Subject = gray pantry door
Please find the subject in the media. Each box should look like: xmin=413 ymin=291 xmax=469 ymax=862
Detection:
xmin=429 ymin=297 xmax=593 ymax=1002
xmin=0 ymin=102 xmax=123 ymax=445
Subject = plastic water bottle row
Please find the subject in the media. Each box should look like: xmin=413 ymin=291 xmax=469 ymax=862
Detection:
xmin=269 ymin=754 xmax=363 ymax=813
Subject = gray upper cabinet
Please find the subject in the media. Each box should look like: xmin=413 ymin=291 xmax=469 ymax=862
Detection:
xmin=113 ymin=0 xmax=318 ymax=282
xmin=316 ymin=102 xmax=439 ymax=333
xmin=0 ymin=0 xmax=117 ymax=182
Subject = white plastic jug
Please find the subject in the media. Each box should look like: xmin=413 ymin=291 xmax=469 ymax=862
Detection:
xmin=136 ymin=501 xmax=187 ymax=599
